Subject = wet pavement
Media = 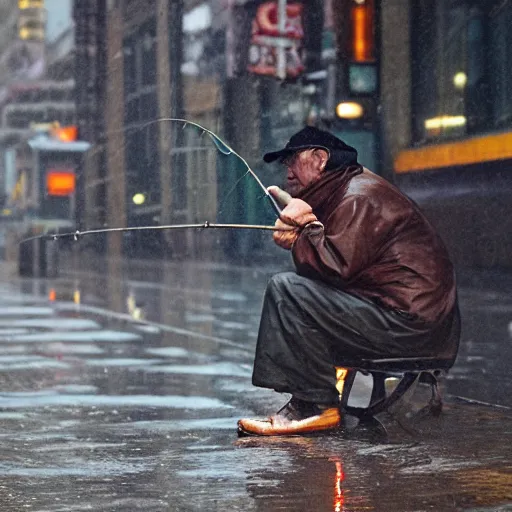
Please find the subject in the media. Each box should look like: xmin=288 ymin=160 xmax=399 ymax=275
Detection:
xmin=0 ymin=260 xmax=510 ymax=511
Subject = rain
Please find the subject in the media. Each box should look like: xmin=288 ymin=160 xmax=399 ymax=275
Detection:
xmin=0 ymin=1 xmax=510 ymax=511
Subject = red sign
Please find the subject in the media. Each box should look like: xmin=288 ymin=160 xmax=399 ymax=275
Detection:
xmin=46 ymin=170 xmax=75 ymax=196
xmin=51 ymin=125 xmax=78 ymax=142
xmin=248 ymin=2 xmax=305 ymax=78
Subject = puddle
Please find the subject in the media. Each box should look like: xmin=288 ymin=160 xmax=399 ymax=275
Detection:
xmin=1 ymin=330 xmax=141 ymax=343
xmin=0 ymin=393 xmax=233 ymax=409
xmin=0 ymin=307 xmax=54 ymax=316
xmin=84 ymin=358 xmax=163 ymax=367
xmin=145 ymin=347 xmax=191 ymax=358
xmin=145 ymin=362 xmax=252 ymax=377
xmin=0 ymin=318 xmax=101 ymax=330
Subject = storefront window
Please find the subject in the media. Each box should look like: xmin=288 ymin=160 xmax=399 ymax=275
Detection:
xmin=411 ymin=0 xmax=507 ymax=143
xmin=490 ymin=2 xmax=512 ymax=128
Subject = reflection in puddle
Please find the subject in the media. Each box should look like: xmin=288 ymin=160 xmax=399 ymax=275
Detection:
xmin=85 ymin=358 xmax=163 ymax=367
xmin=2 ymin=330 xmax=141 ymax=343
xmin=145 ymin=362 xmax=252 ymax=377
xmin=134 ymin=324 xmax=161 ymax=334
xmin=0 ymin=318 xmax=101 ymax=330
xmin=0 ymin=393 xmax=233 ymax=409
xmin=332 ymin=458 xmax=345 ymax=512
xmin=0 ymin=462 xmax=148 ymax=477
xmin=0 ymin=328 xmax=29 ymax=336
xmin=0 ymin=307 xmax=54 ymax=316
xmin=145 ymin=346 xmax=190 ymax=358
xmin=115 ymin=417 xmax=236 ymax=432
xmin=185 ymin=313 xmax=216 ymax=323
xmin=52 ymin=384 xmax=98 ymax=394
xmin=39 ymin=343 xmax=104 ymax=355
xmin=213 ymin=291 xmax=247 ymax=302
xmin=0 ymin=359 xmax=71 ymax=370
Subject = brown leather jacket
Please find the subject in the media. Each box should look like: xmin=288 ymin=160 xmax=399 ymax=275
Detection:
xmin=293 ymin=167 xmax=457 ymax=324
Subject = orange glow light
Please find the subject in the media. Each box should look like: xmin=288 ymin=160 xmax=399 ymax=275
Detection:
xmin=351 ymin=1 xmax=375 ymax=62
xmin=49 ymin=289 xmax=56 ymax=301
xmin=46 ymin=171 xmax=76 ymax=196
xmin=333 ymin=459 xmax=345 ymax=512
xmin=336 ymin=367 xmax=348 ymax=398
xmin=53 ymin=125 xmax=78 ymax=142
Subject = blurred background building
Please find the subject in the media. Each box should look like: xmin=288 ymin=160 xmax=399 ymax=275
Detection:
xmin=0 ymin=0 xmax=85 ymax=265
xmin=69 ymin=0 xmax=382 ymax=264
xmin=383 ymin=0 xmax=512 ymax=268
xmin=1 ymin=0 xmax=511 ymax=272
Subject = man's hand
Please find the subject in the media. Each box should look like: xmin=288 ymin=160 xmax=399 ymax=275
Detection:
xmin=268 ymin=186 xmax=318 ymax=227
xmin=268 ymin=186 xmax=318 ymax=250
xmin=273 ymin=219 xmax=299 ymax=250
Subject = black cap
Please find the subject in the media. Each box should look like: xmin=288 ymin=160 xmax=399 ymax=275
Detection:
xmin=263 ymin=126 xmax=358 ymax=171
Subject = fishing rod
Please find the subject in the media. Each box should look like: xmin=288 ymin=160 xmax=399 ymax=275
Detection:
xmin=18 ymin=118 xmax=292 ymax=246
xmin=20 ymin=222 xmax=284 ymax=244
xmin=164 ymin=118 xmax=283 ymax=216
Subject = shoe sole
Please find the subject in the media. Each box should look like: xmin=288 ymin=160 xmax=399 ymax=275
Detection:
xmin=237 ymin=424 xmax=340 ymax=438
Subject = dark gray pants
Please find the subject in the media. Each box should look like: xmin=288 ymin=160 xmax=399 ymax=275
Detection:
xmin=252 ymin=272 xmax=460 ymax=405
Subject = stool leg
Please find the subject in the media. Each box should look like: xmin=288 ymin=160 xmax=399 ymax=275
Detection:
xmin=335 ymin=367 xmax=356 ymax=409
xmin=370 ymin=372 xmax=387 ymax=405
xmin=363 ymin=373 xmax=419 ymax=419
xmin=419 ymin=371 xmax=443 ymax=416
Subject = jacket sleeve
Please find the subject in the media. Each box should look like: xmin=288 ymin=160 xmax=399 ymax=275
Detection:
xmin=291 ymin=194 xmax=395 ymax=283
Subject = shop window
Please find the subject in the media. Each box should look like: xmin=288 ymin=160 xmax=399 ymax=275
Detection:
xmin=18 ymin=0 xmax=44 ymax=9
xmin=490 ymin=3 xmax=512 ymax=128
xmin=125 ymin=97 xmax=140 ymax=125
xmin=141 ymin=27 xmax=157 ymax=86
xmin=411 ymin=0 xmax=507 ymax=143
xmin=139 ymin=92 xmax=157 ymax=122
xmin=123 ymin=42 xmax=137 ymax=95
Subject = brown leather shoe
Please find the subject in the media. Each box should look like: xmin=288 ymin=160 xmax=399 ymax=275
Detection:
xmin=237 ymin=397 xmax=341 ymax=437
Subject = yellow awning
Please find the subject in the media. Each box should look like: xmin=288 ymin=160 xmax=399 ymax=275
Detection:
xmin=394 ymin=132 xmax=512 ymax=173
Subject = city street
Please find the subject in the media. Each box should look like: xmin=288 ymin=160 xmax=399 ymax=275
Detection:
xmin=0 ymin=0 xmax=511 ymax=511
xmin=0 ymin=260 xmax=510 ymax=511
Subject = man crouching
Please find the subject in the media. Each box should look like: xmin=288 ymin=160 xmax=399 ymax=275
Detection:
xmin=237 ymin=126 xmax=460 ymax=436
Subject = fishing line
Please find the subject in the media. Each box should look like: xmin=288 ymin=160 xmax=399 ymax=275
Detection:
xmin=17 ymin=117 xmax=285 ymax=246
xmin=19 ymin=222 xmax=283 ymax=245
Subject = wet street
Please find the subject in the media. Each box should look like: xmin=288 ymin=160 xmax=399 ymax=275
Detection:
xmin=0 ymin=260 xmax=510 ymax=511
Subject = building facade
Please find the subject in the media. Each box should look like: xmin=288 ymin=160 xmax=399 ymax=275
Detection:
xmin=0 ymin=0 xmax=81 ymax=266
xmin=381 ymin=0 xmax=512 ymax=269
xmin=70 ymin=0 xmax=384 ymax=264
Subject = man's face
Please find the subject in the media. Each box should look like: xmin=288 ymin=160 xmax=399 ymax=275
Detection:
xmin=282 ymin=149 xmax=325 ymax=197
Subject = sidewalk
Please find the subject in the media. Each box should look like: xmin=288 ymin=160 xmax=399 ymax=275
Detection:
xmin=7 ymin=249 xmax=512 ymax=409
xmin=0 ymin=258 xmax=510 ymax=511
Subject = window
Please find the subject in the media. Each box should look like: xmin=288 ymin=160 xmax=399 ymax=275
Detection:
xmin=123 ymin=41 xmax=137 ymax=95
xmin=107 ymin=0 xmax=120 ymax=11
xmin=139 ymin=92 xmax=157 ymax=122
xmin=140 ymin=25 xmax=157 ymax=86
xmin=411 ymin=0 xmax=508 ymax=143
xmin=490 ymin=2 xmax=512 ymax=127
xmin=18 ymin=0 xmax=44 ymax=9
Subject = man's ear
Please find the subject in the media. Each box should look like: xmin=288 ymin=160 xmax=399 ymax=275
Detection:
xmin=312 ymin=148 xmax=329 ymax=171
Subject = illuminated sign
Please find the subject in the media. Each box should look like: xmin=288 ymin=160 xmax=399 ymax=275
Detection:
xmin=19 ymin=0 xmax=44 ymax=9
xmin=248 ymin=2 xmax=305 ymax=78
xmin=350 ymin=0 xmax=375 ymax=63
xmin=51 ymin=125 xmax=78 ymax=142
xmin=18 ymin=0 xmax=45 ymax=41
xmin=46 ymin=170 xmax=75 ymax=196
